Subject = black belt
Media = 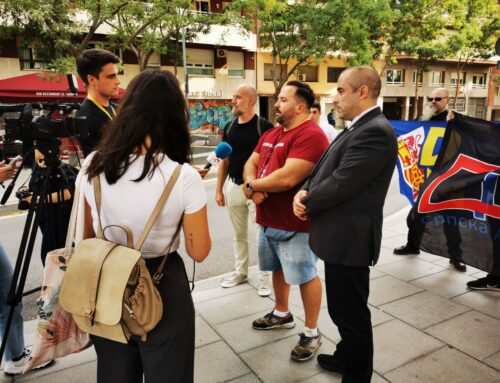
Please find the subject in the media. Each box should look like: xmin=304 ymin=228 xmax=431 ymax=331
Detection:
xmin=229 ymin=177 xmax=243 ymax=185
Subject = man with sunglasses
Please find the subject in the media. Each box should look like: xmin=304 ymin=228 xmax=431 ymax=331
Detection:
xmin=394 ymin=88 xmax=467 ymax=272
xmin=76 ymin=48 xmax=121 ymax=157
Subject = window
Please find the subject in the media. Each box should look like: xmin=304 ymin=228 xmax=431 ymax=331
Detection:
xmin=297 ymin=65 xmax=318 ymax=82
xmin=412 ymin=70 xmax=423 ymax=87
xmin=472 ymin=74 xmax=486 ymax=89
xmin=428 ymin=71 xmax=445 ymax=87
xmin=386 ymin=69 xmax=404 ymax=86
xmin=226 ymin=51 xmax=244 ymax=78
xmin=451 ymin=72 xmax=466 ymax=87
xmin=187 ymin=48 xmax=214 ymax=77
xmin=327 ymin=67 xmax=345 ymax=83
xmin=194 ymin=0 xmax=209 ymax=13
xmin=449 ymin=97 xmax=466 ymax=112
xmin=467 ymin=98 xmax=486 ymax=119
xmin=264 ymin=63 xmax=287 ymax=81
xmin=18 ymin=47 xmax=49 ymax=70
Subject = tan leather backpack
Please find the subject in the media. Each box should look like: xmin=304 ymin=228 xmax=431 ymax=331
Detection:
xmin=60 ymin=165 xmax=182 ymax=343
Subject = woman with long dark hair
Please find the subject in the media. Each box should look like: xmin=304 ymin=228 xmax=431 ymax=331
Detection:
xmin=78 ymin=69 xmax=211 ymax=382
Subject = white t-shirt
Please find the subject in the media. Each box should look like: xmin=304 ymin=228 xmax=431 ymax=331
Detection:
xmin=76 ymin=153 xmax=207 ymax=258
xmin=319 ymin=122 xmax=338 ymax=143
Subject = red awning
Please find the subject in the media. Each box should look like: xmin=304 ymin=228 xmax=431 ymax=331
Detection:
xmin=0 ymin=73 xmax=125 ymax=103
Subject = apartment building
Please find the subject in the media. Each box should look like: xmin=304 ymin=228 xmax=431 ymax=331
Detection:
xmin=381 ymin=57 xmax=494 ymax=120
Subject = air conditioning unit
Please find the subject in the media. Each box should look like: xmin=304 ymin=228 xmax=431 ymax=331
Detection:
xmin=216 ymin=49 xmax=227 ymax=58
xmin=298 ymin=74 xmax=307 ymax=82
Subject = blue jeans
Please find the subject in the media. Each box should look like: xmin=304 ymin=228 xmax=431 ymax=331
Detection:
xmin=258 ymin=226 xmax=318 ymax=285
xmin=0 ymin=243 xmax=24 ymax=361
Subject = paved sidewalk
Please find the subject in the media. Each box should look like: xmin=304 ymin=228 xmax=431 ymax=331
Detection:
xmin=1 ymin=207 xmax=500 ymax=382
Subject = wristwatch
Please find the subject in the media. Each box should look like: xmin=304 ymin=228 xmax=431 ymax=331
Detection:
xmin=245 ymin=180 xmax=253 ymax=191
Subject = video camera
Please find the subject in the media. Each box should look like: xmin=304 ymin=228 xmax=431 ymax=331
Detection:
xmin=1 ymin=101 xmax=88 ymax=166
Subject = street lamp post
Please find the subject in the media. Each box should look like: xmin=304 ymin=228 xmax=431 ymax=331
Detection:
xmin=182 ymin=28 xmax=189 ymax=97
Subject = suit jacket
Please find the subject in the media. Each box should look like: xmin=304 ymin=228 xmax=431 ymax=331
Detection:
xmin=302 ymin=107 xmax=397 ymax=266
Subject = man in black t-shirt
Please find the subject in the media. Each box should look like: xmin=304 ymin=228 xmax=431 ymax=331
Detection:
xmin=76 ymin=49 xmax=121 ymax=156
xmin=216 ymin=84 xmax=274 ymax=295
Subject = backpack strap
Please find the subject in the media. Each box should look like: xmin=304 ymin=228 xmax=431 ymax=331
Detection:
xmin=257 ymin=116 xmax=263 ymax=137
xmin=134 ymin=164 xmax=182 ymax=251
xmin=224 ymin=118 xmax=237 ymax=137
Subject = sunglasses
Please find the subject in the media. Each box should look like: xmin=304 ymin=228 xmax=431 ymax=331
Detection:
xmin=427 ymin=97 xmax=448 ymax=102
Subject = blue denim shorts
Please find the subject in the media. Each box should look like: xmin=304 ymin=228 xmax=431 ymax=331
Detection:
xmin=258 ymin=226 xmax=318 ymax=285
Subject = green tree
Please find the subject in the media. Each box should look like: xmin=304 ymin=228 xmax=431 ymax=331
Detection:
xmin=388 ymin=0 xmax=453 ymax=119
xmin=107 ymin=0 xmax=226 ymax=72
xmin=231 ymin=0 xmax=391 ymax=98
xmin=0 ymin=0 xmax=128 ymax=73
xmin=445 ymin=0 xmax=500 ymax=109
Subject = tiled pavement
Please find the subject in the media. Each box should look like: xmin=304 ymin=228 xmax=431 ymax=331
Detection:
xmin=1 ymin=208 xmax=499 ymax=382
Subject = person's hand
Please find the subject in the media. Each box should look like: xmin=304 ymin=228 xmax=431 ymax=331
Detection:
xmin=251 ymin=191 xmax=268 ymax=205
xmin=215 ymin=190 xmax=225 ymax=207
xmin=193 ymin=165 xmax=209 ymax=179
xmin=293 ymin=190 xmax=308 ymax=221
xmin=446 ymin=110 xmax=455 ymax=122
xmin=242 ymin=179 xmax=254 ymax=199
xmin=0 ymin=161 xmax=16 ymax=182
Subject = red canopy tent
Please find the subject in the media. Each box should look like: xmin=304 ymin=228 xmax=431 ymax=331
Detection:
xmin=0 ymin=73 xmax=125 ymax=103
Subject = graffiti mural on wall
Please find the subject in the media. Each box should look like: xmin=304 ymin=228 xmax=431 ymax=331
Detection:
xmin=188 ymin=100 xmax=234 ymax=133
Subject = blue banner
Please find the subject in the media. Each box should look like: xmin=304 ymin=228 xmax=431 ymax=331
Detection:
xmin=389 ymin=120 xmax=447 ymax=205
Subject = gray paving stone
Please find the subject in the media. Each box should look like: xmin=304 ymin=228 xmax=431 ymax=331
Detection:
xmin=213 ymin=310 xmax=304 ymax=353
xmin=385 ymin=347 xmax=500 ymax=383
xmin=195 ymin=315 xmax=221 ymax=348
xmin=373 ymin=319 xmax=444 ymax=374
xmin=426 ymin=311 xmax=500 ymax=360
xmin=411 ymin=269 xmax=476 ymax=299
xmin=376 ymin=246 xmax=414 ymax=266
xmin=240 ymin=334 xmax=335 ymax=383
xmin=375 ymin=258 xmax=446 ymax=282
xmin=432 ymin=257 xmax=485 ymax=276
xmin=16 ymin=361 xmax=97 ymax=383
xmin=226 ymin=373 xmax=262 ymax=382
xmin=452 ymin=290 xmax=500 ymax=320
xmin=380 ymin=234 xmax=408 ymax=249
xmin=195 ymin=340 xmax=250 ymax=383
xmin=192 ymin=281 xmax=254 ymax=304
xmin=484 ymin=351 xmax=500 ymax=370
xmin=195 ymin=289 xmax=275 ymax=325
xmin=299 ymin=371 xmax=388 ymax=383
xmin=296 ymin=305 xmax=393 ymax=345
xmin=369 ymin=275 xmax=423 ymax=306
xmin=370 ymin=268 xmax=386 ymax=280
xmin=17 ymin=346 xmax=96 ymax=382
xmin=380 ymin=291 xmax=470 ymax=329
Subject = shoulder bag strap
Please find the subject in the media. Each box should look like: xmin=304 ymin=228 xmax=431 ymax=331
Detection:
xmin=134 ymin=164 xmax=182 ymax=251
xmin=93 ymin=175 xmax=104 ymax=239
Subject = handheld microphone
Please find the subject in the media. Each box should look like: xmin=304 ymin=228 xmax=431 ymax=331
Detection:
xmin=204 ymin=142 xmax=232 ymax=169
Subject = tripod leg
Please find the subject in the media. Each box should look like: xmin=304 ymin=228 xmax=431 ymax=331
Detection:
xmin=0 ymin=175 xmax=49 ymax=362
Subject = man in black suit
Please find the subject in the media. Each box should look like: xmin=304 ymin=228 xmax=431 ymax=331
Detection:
xmin=293 ymin=66 xmax=398 ymax=382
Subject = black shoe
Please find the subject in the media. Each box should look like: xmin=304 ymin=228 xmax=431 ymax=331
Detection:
xmin=450 ymin=259 xmax=467 ymax=272
xmin=393 ymin=244 xmax=420 ymax=255
xmin=467 ymin=276 xmax=500 ymax=291
xmin=317 ymin=354 xmax=346 ymax=374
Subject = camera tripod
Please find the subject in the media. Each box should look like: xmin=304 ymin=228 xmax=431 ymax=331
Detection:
xmin=0 ymin=150 xmax=77 ymax=362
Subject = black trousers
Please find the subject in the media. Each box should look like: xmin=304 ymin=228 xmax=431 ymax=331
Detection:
xmin=91 ymin=252 xmax=195 ymax=383
xmin=325 ymin=263 xmax=372 ymax=383
xmin=406 ymin=207 xmax=463 ymax=260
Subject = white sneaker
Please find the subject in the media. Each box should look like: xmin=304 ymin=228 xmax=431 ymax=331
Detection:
xmin=3 ymin=349 xmax=54 ymax=376
xmin=257 ymin=276 xmax=272 ymax=297
xmin=220 ymin=273 xmax=247 ymax=288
